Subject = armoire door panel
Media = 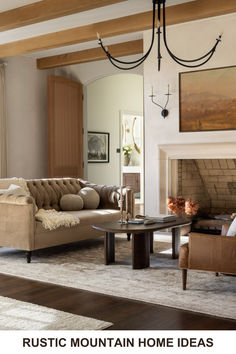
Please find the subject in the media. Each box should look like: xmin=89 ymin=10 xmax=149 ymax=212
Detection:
xmin=48 ymin=75 xmax=83 ymax=178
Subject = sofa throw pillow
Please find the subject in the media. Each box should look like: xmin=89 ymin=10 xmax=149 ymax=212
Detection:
xmin=78 ymin=187 xmax=100 ymax=209
xmin=60 ymin=194 xmax=84 ymax=211
xmin=226 ymin=218 xmax=236 ymax=236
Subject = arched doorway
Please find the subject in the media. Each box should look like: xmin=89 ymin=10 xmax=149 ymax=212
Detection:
xmin=85 ymin=73 xmax=144 ymax=213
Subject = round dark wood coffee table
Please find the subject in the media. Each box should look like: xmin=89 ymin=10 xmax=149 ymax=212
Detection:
xmin=93 ymin=218 xmax=190 ymax=269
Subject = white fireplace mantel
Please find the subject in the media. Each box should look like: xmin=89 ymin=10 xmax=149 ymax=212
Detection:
xmin=159 ymin=142 xmax=236 ymax=160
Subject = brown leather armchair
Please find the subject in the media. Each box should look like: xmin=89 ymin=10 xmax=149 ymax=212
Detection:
xmin=179 ymin=225 xmax=236 ymax=290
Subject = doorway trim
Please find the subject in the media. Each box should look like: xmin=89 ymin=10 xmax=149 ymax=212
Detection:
xmin=120 ymin=109 xmax=144 ymax=204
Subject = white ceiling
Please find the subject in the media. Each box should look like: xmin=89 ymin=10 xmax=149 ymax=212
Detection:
xmin=0 ymin=0 xmax=41 ymax=12
xmin=0 ymin=0 xmax=195 ymax=59
xmin=0 ymin=0 xmax=193 ymax=13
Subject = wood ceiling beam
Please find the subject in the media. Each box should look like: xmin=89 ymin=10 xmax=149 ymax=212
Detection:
xmin=0 ymin=0 xmax=236 ymax=59
xmin=0 ymin=0 xmax=126 ymax=32
xmin=37 ymin=39 xmax=143 ymax=69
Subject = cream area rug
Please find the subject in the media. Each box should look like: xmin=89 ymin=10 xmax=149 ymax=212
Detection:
xmin=0 ymin=296 xmax=112 ymax=330
xmin=0 ymin=234 xmax=235 ymax=320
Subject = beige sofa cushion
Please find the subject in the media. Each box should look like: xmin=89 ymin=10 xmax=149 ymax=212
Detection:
xmin=35 ymin=209 xmax=120 ymax=233
xmin=68 ymin=209 xmax=119 ymax=225
xmin=60 ymin=194 xmax=84 ymax=211
xmin=78 ymin=187 xmax=100 ymax=209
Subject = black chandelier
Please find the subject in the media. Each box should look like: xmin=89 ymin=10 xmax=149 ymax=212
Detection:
xmin=97 ymin=0 xmax=222 ymax=71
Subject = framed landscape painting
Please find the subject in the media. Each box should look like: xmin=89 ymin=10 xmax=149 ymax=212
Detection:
xmin=179 ymin=65 xmax=236 ymax=132
xmin=87 ymin=132 xmax=109 ymax=163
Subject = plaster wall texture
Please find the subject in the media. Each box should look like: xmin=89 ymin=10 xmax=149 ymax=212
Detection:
xmin=143 ymin=13 xmax=236 ymax=215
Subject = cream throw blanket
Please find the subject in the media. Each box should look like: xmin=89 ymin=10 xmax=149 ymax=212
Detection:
xmin=35 ymin=209 xmax=80 ymax=230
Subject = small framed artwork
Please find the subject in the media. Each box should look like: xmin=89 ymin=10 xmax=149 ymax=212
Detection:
xmin=87 ymin=132 xmax=109 ymax=163
xmin=179 ymin=65 xmax=236 ymax=132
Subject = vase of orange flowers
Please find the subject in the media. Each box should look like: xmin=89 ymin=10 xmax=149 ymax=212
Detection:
xmin=167 ymin=196 xmax=199 ymax=216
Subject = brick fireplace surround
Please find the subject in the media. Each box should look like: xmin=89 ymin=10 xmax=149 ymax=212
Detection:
xmin=178 ymin=159 xmax=236 ymax=215
xmin=158 ymin=143 xmax=236 ymax=217
xmin=158 ymin=143 xmax=236 ymax=234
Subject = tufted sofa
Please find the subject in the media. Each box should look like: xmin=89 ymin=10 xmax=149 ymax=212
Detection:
xmin=0 ymin=178 xmax=134 ymax=262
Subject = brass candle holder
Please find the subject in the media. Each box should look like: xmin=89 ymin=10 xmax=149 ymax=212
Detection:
xmin=125 ymin=211 xmax=129 ymax=225
xmin=125 ymin=187 xmax=132 ymax=224
xmin=119 ymin=186 xmax=124 ymax=224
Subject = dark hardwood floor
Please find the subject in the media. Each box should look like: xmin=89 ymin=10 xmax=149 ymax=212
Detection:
xmin=0 ymin=273 xmax=235 ymax=330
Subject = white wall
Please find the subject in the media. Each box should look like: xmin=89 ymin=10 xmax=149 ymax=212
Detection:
xmin=4 ymin=54 xmax=142 ymax=181
xmin=86 ymin=74 xmax=143 ymax=186
xmin=5 ymin=56 xmax=52 ymax=178
xmin=144 ymin=13 xmax=236 ymax=215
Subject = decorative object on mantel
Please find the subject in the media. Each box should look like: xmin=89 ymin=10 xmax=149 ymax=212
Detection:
xmin=97 ymin=0 xmax=222 ymax=71
xmin=179 ymin=65 xmax=236 ymax=132
xmin=122 ymin=144 xmax=132 ymax=166
xmin=149 ymin=85 xmax=171 ymax=118
xmin=167 ymin=196 xmax=199 ymax=216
